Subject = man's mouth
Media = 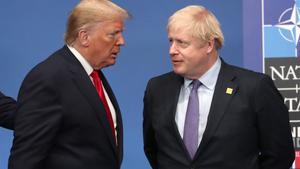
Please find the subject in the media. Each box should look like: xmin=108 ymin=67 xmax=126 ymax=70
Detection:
xmin=111 ymin=51 xmax=119 ymax=57
xmin=172 ymin=60 xmax=182 ymax=64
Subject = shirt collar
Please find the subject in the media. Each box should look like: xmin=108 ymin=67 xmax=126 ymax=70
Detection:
xmin=183 ymin=57 xmax=221 ymax=90
xmin=67 ymin=45 xmax=94 ymax=76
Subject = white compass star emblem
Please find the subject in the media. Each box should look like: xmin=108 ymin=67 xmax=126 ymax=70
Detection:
xmin=275 ymin=3 xmax=300 ymax=45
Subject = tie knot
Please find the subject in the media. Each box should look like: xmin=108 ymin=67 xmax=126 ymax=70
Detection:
xmin=90 ymin=70 xmax=99 ymax=79
xmin=192 ymin=80 xmax=201 ymax=90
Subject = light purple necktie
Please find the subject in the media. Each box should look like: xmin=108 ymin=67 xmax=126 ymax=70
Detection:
xmin=183 ymin=80 xmax=201 ymax=158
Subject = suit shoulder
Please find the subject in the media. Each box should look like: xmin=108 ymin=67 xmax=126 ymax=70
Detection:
xmin=226 ymin=63 xmax=269 ymax=82
xmin=147 ymin=71 xmax=180 ymax=87
xmin=21 ymin=47 xmax=68 ymax=85
xmin=223 ymin=63 xmax=277 ymax=97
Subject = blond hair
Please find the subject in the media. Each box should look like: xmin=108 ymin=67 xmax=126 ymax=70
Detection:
xmin=64 ymin=0 xmax=130 ymax=45
xmin=167 ymin=5 xmax=224 ymax=49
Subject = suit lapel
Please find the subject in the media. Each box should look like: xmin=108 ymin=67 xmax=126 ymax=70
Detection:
xmin=99 ymin=71 xmax=123 ymax=161
xmin=169 ymin=74 xmax=183 ymax=140
xmin=61 ymin=46 xmax=119 ymax=157
xmin=195 ymin=60 xmax=238 ymax=159
xmin=167 ymin=74 xmax=194 ymax=159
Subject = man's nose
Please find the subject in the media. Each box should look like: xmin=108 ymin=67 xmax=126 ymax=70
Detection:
xmin=169 ymin=42 xmax=178 ymax=55
xmin=116 ymin=33 xmax=125 ymax=46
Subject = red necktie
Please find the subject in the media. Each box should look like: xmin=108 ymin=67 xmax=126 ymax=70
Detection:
xmin=90 ymin=70 xmax=116 ymax=144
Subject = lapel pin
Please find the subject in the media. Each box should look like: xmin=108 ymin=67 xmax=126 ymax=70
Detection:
xmin=226 ymin=88 xmax=233 ymax=95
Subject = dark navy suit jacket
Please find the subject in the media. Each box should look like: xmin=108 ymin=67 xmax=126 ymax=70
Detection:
xmin=143 ymin=60 xmax=294 ymax=169
xmin=0 ymin=91 xmax=16 ymax=129
xmin=9 ymin=46 xmax=123 ymax=169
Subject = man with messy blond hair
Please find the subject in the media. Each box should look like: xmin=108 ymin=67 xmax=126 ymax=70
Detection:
xmin=143 ymin=5 xmax=294 ymax=169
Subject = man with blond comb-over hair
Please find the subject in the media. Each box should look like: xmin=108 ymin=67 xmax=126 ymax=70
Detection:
xmin=143 ymin=5 xmax=294 ymax=169
xmin=9 ymin=0 xmax=129 ymax=169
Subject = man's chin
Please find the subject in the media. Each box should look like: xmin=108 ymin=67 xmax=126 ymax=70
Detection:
xmin=105 ymin=61 xmax=116 ymax=68
xmin=173 ymin=68 xmax=185 ymax=76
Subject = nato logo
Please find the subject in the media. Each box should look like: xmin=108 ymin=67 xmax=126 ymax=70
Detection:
xmin=263 ymin=0 xmax=300 ymax=58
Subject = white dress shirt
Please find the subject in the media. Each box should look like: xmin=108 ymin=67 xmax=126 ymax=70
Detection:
xmin=175 ymin=57 xmax=221 ymax=146
xmin=67 ymin=45 xmax=118 ymax=142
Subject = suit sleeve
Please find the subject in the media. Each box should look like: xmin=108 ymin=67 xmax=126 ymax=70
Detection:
xmin=255 ymin=75 xmax=295 ymax=169
xmin=8 ymin=70 xmax=62 ymax=169
xmin=143 ymin=80 xmax=158 ymax=169
xmin=0 ymin=91 xmax=16 ymax=129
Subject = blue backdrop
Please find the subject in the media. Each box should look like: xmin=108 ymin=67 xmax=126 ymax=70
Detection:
xmin=0 ymin=1 xmax=243 ymax=169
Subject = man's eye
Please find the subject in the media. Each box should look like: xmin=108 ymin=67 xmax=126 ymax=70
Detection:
xmin=108 ymin=32 xmax=117 ymax=37
xmin=108 ymin=30 xmax=122 ymax=39
xmin=177 ymin=40 xmax=184 ymax=44
xmin=178 ymin=40 xmax=189 ymax=48
xmin=168 ymin=38 xmax=189 ymax=48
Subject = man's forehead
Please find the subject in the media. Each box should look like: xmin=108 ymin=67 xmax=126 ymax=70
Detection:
xmin=96 ymin=20 xmax=124 ymax=30
xmin=97 ymin=20 xmax=124 ymax=26
xmin=168 ymin=28 xmax=192 ymax=39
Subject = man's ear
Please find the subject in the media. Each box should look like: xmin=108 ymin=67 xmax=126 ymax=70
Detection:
xmin=206 ymin=38 xmax=215 ymax=54
xmin=77 ymin=30 xmax=90 ymax=47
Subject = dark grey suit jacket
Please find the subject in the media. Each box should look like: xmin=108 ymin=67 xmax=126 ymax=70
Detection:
xmin=143 ymin=60 xmax=294 ymax=169
xmin=9 ymin=46 xmax=123 ymax=169
xmin=0 ymin=91 xmax=16 ymax=129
